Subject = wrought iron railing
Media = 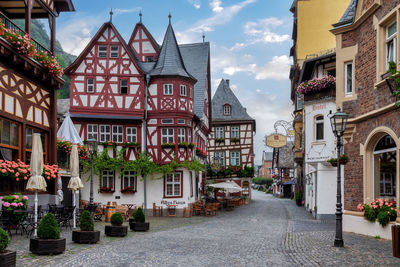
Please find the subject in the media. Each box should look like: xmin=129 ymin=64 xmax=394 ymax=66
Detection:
xmin=0 ymin=12 xmax=50 ymax=54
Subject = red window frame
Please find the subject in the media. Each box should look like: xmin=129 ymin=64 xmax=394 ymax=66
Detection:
xmin=163 ymin=171 xmax=183 ymax=198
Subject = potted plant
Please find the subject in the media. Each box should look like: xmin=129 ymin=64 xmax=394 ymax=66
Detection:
xmin=0 ymin=228 xmax=15 ymax=267
xmin=129 ymin=207 xmax=150 ymax=232
xmin=295 ymin=191 xmax=302 ymax=206
xmin=338 ymin=154 xmax=349 ymax=165
xmin=72 ymin=210 xmax=100 ymax=244
xmin=178 ymin=141 xmax=188 ymax=148
xmin=327 ymin=158 xmax=338 ymax=167
xmin=30 ymin=213 xmax=66 ymax=255
xmin=105 ymin=212 xmax=128 ymax=237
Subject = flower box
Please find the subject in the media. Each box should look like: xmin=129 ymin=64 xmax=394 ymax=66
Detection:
xmin=161 ymin=143 xmax=176 ymax=149
xmin=104 ymin=225 xmax=128 ymax=237
xmin=129 ymin=221 xmax=150 ymax=232
xmin=72 ymin=230 xmax=100 ymax=244
xmin=29 ymin=238 xmax=66 ymax=255
xmin=0 ymin=250 xmax=16 ymax=267
xmin=215 ymin=138 xmax=225 ymax=143
xmin=100 ymin=187 xmax=114 ymax=193
xmin=230 ymin=138 xmax=240 ymax=143
xmin=178 ymin=142 xmax=189 ymax=148
xmin=121 ymin=187 xmax=135 ymax=193
xmin=188 ymin=143 xmax=195 ymax=149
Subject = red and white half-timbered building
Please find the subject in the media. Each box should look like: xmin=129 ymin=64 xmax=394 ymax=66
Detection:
xmin=207 ymin=79 xmax=255 ymax=200
xmin=63 ymin=15 xmax=211 ymax=213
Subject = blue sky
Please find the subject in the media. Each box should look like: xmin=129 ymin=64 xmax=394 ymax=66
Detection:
xmin=56 ymin=0 xmax=294 ymax=165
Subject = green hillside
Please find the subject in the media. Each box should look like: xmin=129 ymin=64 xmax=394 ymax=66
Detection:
xmin=13 ymin=19 xmax=76 ymax=99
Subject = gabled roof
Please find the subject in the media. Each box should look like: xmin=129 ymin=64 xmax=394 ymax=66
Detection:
xmin=212 ymin=79 xmax=254 ymax=123
xmin=128 ymin=22 xmax=160 ymax=53
xmin=179 ymin=42 xmax=210 ymax=118
xmin=332 ymin=0 xmax=358 ymax=29
xmin=150 ymin=22 xmax=195 ymax=81
xmin=65 ymin=22 xmax=144 ymax=75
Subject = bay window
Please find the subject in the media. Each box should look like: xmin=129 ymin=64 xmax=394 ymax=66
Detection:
xmin=178 ymin=128 xmax=185 ymax=143
xmin=161 ymin=128 xmax=174 ymax=143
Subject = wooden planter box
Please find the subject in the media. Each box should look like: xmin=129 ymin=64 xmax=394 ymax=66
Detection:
xmin=0 ymin=250 xmax=16 ymax=267
xmin=29 ymin=238 xmax=66 ymax=255
xmin=304 ymin=87 xmax=335 ymax=102
xmin=72 ymin=230 xmax=100 ymax=244
xmin=105 ymin=225 xmax=128 ymax=237
xmin=129 ymin=219 xmax=150 ymax=232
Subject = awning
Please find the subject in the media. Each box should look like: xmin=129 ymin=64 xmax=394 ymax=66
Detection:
xmin=283 ymin=181 xmax=296 ymax=185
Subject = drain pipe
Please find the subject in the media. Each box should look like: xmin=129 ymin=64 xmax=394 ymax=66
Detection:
xmin=143 ymin=74 xmax=150 ymax=215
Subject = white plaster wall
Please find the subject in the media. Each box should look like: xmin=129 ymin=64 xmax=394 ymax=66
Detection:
xmin=316 ymin=163 xmax=336 ymax=215
xmin=80 ymin=168 xmax=197 ymax=209
xmin=343 ymin=214 xmax=394 ymax=240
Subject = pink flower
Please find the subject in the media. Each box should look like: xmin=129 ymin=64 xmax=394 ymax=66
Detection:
xmin=10 ymin=202 xmax=17 ymax=207
xmin=3 ymin=202 xmax=10 ymax=207
xmin=13 ymin=195 xmax=19 ymax=199
xmin=1 ymin=169 xmax=6 ymax=173
xmin=18 ymin=202 xmax=23 ymax=207
xmin=23 ymin=196 xmax=28 ymax=200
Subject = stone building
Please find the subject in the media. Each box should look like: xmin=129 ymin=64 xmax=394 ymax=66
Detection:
xmin=259 ymin=151 xmax=273 ymax=179
xmin=332 ymin=0 xmax=400 ymax=239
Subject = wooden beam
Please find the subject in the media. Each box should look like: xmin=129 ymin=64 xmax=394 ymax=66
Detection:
xmin=24 ymin=0 xmax=32 ymax=35
xmin=48 ymin=14 xmax=55 ymax=55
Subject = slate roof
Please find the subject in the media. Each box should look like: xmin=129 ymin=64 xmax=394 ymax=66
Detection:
xmin=150 ymin=23 xmax=195 ymax=81
xmin=332 ymin=0 xmax=357 ymax=29
xmin=179 ymin=42 xmax=210 ymax=118
xmin=212 ymin=79 xmax=254 ymax=122
xmin=278 ymin=141 xmax=294 ymax=169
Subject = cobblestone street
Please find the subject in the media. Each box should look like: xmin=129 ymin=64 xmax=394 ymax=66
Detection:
xmin=10 ymin=190 xmax=400 ymax=266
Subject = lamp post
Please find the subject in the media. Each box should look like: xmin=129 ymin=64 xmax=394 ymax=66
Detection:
xmin=329 ymin=108 xmax=349 ymax=248
xmin=86 ymin=139 xmax=98 ymax=214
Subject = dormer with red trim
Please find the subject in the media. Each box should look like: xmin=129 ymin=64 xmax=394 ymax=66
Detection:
xmin=65 ymin=22 xmax=145 ymax=118
xmin=128 ymin=12 xmax=160 ymax=63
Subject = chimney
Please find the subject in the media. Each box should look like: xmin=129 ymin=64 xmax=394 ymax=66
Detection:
xmin=226 ymin=79 xmax=230 ymax=86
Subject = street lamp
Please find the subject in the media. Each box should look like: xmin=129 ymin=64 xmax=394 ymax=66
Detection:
xmin=329 ymin=108 xmax=349 ymax=248
xmin=86 ymin=138 xmax=98 ymax=214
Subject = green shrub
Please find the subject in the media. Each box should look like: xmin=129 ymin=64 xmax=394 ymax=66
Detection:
xmin=364 ymin=206 xmax=377 ymax=222
xmin=37 ymin=213 xmax=60 ymax=239
xmin=133 ymin=208 xmax=145 ymax=223
xmin=0 ymin=228 xmax=10 ymax=251
xmin=110 ymin=212 xmax=124 ymax=226
xmin=295 ymin=191 xmax=302 ymax=201
xmin=377 ymin=211 xmax=390 ymax=227
xmin=79 ymin=210 xmax=94 ymax=231
xmin=252 ymin=177 xmax=273 ymax=187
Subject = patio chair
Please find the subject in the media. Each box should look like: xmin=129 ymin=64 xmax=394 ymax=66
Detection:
xmin=153 ymin=203 xmax=162 ymax=217
xmin=183 ymin=203 xmax=193 ymax=217
xmin=0 ymin=211 xmax=12 ymax=237
xmin=60 ymin=206 xmax=75 ymax=230
xmin=193 ymin=203 xmax=203 ymax=216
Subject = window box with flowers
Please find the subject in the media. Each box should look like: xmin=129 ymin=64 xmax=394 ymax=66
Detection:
xmin=297 ymin=75 xmax=336 ymax=101
xmin=99 ymin=186 xmax=114 ymax=193
xmin=357 ymin=199 xmax=397 ymax=227
xmin=123 ymin=142 xmax=141 ymax=148
xmin=215 ymin=138 xmax=225 ymax=143
xmin=121 ymin=186 xmax=135 ymax=193
xmin=188 ymin=143 xmax=195 ymax=150
xmin=196 ymin=148 xmax=207 ymax=158
xmin=1 ymin=193 xmax=29 ymax=226
xmin=0 ymin=159 xmax=60 ymax=182
xmin=230 ymin=137 xmax=240 ymax=143
xmin=178 ymin=141 xmax=189 ymax=148
xmin=161 ymin=143 xmax=176 ymax=149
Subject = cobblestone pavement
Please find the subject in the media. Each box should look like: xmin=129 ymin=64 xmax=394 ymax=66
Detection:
xmin=10 ymin=191 xmax=400 ymax=266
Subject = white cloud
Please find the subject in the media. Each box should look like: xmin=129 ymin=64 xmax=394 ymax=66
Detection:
xmin=253 ymin=55 xmax=291 ymax=80
xmin=188 ymin=0 xmax=201 ymax=9
xmin=113 ymin=7 xmax=140 ymax=15
xmin=210 ymin=0 xmax=223 ymax=13
xmin=58 ymin=14 xmax=103 ymax=56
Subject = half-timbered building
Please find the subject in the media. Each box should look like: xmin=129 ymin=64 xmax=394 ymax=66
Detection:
xmin=0 ymin=0 xmax=74 ymax=203
xmin=63 ymin=15 xmax=211 ymax=213
xmin=207 ymin=79 xmax=255 ymax=200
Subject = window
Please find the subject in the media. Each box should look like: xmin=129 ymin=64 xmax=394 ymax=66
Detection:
xmin=87 ymin=124 xmax=98 ymax=140
xmin=120 ymin=79 xmax=128 ymax=94
xmin=122 ymin=171 xmax=136 ymax=191
xmin=296 ymin=93 xmax=302 ymax=110
xmin=315 ymin=115 xmax=324 ymax=141
xmin=162 ymin=119 xmax=173 ymax=124
xmin=98 ymin=45 xmax=107 ymax=58
xmin=164 ymin=172 xmax=182 ymax=197
xmin=231 ymin=126 xmax=240 ymax=139
xmin=327 ymin=69 xmax=336 ymax=77
xmin=177 ymin=119 xmax=185 ymax=124
xmin=147 ymin=56 xmax=154 ymax=62
xmin=100 ymin=125 xmax=111 ymax=142
xmin=126 ymin=127 xmax=137 ymax=142
xmin=163 ymin=84 xmax=173 ymax=95
xmin=112 ymin=125 xmax=123 ymax=143
xmin=178 ymin=128 xmax=185 ymax=143
xmin=101 ymin=170 xmax=114 ymax=191
xmin=230 ymin=151 xmax=240 ymax=166
xmin=386 ymin=22 xmax=397 ymax=68
xmin=189 ymin=87 xmax=193 ymax=98
xmin=161 ymin=128 xmax=174 ymax=143
xmin=215 ymin=151 xmax=225 ymax=167
xmin=25 ymin=127 xmax=47 ymax=164
xmin=110 ymin=45 xmax=119 ymax=58
xmin=374 ymin=135 xmax=396 ymax=198
xmin=345 ymin=62 xmax=353 ymax=95
xmin=216 ymin=127 xmax=224 ymax=139
xmin=223 ymin=104 xmax=231 ymax=116
xmin=87 ymin=78 xmax=94 ymax=93
xmin=188 ymin=128 xmax=192 ymax=143
xmin=180 ymin=85 xmax=187 ymax=96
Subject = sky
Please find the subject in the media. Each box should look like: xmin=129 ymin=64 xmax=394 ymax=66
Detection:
xmin=56 ymin=0 xmax=294 ymax=165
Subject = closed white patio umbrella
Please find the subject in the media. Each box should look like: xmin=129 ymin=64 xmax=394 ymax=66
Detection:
xmin=26 ymin=133 xmax=47 ymax=237
xmin=68 ymin=144 xmax=84 ymax=228
xmin=208 ymin=181 xmax=242 ymax=193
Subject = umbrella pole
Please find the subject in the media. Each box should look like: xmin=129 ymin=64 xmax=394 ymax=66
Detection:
xmin=34 ymin=191 xmax=38 ymax=237
xmin=73 ymin=191 xmax=76 ymax=228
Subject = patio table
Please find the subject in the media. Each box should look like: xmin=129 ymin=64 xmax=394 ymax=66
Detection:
xmin=167 ymin=205 xmax=177 ymax=217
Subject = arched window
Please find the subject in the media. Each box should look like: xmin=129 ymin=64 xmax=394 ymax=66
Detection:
xmin=223 ymin=104 xmax=231 ymax=116
xmin=374 ymin=135 xmax=396 ymax=198
xmin=315 ymin=115 xmax=324 ymax=141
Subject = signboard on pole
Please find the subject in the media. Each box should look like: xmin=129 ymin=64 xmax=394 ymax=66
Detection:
xmin=266 ymin=134 xmax=287 ymax=148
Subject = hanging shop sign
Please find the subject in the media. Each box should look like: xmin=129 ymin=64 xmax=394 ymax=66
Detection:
xmin=266 ymin=134 xmax=287 ymax=148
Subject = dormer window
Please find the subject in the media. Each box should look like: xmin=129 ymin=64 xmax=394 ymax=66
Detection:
xmin=223 ymin=104 xmax=231 ymax=116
